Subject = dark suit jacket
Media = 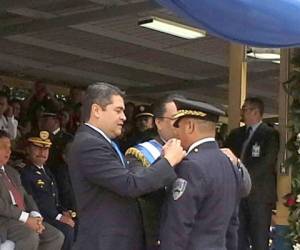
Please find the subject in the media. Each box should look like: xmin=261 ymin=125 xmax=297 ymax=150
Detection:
xmin=225 ymin=122 xmax=280 ymax=203
xmin=160 ymin=141 xmax=239 ymax=250
xmin=0 ymin=165 xmax=38 ymax=242
xmin=68 ymin=124 xmax=177 ymax=250
xmin=47 ymin=130 xmax=76 ymax=211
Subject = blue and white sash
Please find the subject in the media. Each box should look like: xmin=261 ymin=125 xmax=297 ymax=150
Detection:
xmin=134 ymin=139 xmax=163 ymax=165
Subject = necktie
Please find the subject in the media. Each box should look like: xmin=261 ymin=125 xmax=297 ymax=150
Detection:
xmin=240 ymin=126 xmax=253 ymax=160
xmin=245 ymin=126 xmax=252 ymax=140
xmin=0 ymin=168 xmax=25 ymax=210
xmin=111 ymin=141 xmax=126 ymax=167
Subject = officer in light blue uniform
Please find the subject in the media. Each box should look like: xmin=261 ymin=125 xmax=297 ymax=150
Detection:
xmin=159 ymin=98 xmax=245 ymax=250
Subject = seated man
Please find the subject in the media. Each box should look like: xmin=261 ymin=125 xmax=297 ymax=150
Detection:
xmin=20 ymin=131 xmax=75 ymax=250
xmin=0 ymin=130 xmax=64 ymax=250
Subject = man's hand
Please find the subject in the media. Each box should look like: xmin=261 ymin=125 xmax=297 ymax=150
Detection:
xmin=25 ymin=216 xmax=45 ymax=234
xmin=221 ymin=148 xmax=239 ymax=166
xmin=162 ymin=139 xmax=186 ymax=167
xmin=60 ymin=214 xmax=75 ymax=228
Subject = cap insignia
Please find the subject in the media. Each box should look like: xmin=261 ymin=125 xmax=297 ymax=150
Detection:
xmin=40 ymin=131 xmax=49 ymax=140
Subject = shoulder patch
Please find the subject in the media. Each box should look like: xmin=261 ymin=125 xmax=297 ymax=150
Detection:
xmin=172 ymin=178 xmax=187 ymax=200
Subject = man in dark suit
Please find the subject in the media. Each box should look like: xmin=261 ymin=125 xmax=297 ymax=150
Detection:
xmin=68 ymin=82 xmax=186 ymax=250
xmin=0 ymin=130 xmax=64 ymax=250
xmin=39 ymin=107 xmax=76 ymax=213
xmin=224 ymin=97 xmax=280 ymax=250
xmin=159 ymin=98 xmax=242 ymax=250
xmin=20 ymin=131 xmax=75 ymax=250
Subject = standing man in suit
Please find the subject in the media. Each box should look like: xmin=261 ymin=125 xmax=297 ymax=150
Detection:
xmin=68 ymin=82 xmax=185 ymax=250
xmin=159 ymin=98 xmax=242 ymax=250
xmin=224 ymin=97 xmax=280 ymax=250
xmin=20 ymin=131 xmax=75 ymax=250
xmin=0 ymin=130 xmax=64 ymax=250
xmin=39 ymin=108 xmax=76 ymax=213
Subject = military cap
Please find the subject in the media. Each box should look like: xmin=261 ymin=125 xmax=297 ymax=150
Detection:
xmin=134 ymin=105 xmax=154 ymax=119
xmin=27 ymin=131 xmax=52 ymax=148
xmin=173 ymin=98 xmax=225 ymax=126
xmin=40 ymin=104 xmax=60 ymax=118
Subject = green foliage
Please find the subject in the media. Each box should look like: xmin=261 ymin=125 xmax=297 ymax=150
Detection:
xmin=284 ymin=52 xmax=300 ymax=246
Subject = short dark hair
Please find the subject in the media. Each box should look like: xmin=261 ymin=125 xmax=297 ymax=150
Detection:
xmin=0 ymin=130 xmax=10 ymax=139
xmin=153 ymin=94 xmax=185 ymax=118
xmin=244 ymin=97 xmax=264 ymax=115
xmin=82 ymin=82 xmax=125 ymax=122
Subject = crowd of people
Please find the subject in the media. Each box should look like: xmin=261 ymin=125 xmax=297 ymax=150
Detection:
xmin=0 ymin=81 xmax=279 ymax=250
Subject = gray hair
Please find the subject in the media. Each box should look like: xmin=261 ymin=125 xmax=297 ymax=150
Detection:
xmin=82 ymin=82 xmax=125 ymax=122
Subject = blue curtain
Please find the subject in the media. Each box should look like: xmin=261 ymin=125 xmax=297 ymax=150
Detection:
xmin=155 ymin=0 xmax=300 ymax=48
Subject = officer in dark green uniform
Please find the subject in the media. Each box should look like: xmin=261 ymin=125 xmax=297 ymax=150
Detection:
xmin=126 ymin=96 xmax=179 ymax=250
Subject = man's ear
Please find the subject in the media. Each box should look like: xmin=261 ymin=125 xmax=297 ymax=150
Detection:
xmin=155 ymin=118 xmax=162 ymax=130
xmin=187 ymin=119 xmax=195 ymax=134
xmin=182 ymin=119 xmax=194 ymax=134
xmin=91 ymin=103 xmax=102 ymax=119
xmin=253 ymin=108 xmax=260 ymax=117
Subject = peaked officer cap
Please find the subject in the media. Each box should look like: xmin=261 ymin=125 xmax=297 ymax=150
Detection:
xmin=134 ymin=105 xmax=154 ymax=119
xmin=173 ymin=98 xmax=225 ymax=126
xmin=27 ymin=131 xmax=52 ymax=148
xmin=40 ymin=104 xmax=60 ymax=118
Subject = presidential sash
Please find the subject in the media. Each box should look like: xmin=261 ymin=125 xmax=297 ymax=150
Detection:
xmin=125 ymin=139 xmax=163 ymax=167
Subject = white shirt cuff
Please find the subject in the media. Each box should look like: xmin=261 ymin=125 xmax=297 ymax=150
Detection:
xmin=56 ymin=213 xmax=62 ymax=221
xmin=19 ymin=211 xmax=29 ymax=223
xmin=30 ymin=211 xmax=42 ymax=218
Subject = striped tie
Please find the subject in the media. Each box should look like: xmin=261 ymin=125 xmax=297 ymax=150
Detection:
xmin=0 ymin=168 xmax=25 ymax=210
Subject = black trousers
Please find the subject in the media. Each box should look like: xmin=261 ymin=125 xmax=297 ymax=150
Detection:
xmin=238 ymin=199 xmax=273 ymax=250
xmin=47 ymin=219 xmax=75 ymax=250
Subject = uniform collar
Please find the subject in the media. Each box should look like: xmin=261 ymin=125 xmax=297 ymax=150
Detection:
xmin=84 ymin=123 xmax=112 ymax=144
xmin=34 ymin=164 xmax=44 ymax=170
xmin=52 ymin=127 xmax=61 ymax=135
xmin=187 ymin=137 xmax=216 ymax=154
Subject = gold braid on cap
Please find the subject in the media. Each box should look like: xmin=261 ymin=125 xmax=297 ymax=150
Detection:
xmin=174 ymin=109 xmax=207 ymax=118
xmin=125 ymin=147 xmax=150 ymax=168
xmin=28 ymin=137 xmax=52 ymax=147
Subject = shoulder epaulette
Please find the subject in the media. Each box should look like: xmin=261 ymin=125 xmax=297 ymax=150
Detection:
xmin=125 ymin=147 xmax=150 ymax=168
